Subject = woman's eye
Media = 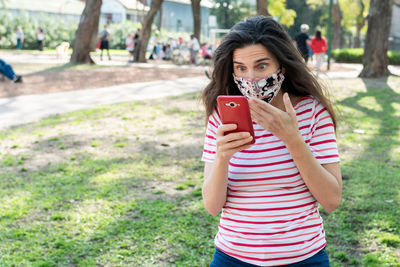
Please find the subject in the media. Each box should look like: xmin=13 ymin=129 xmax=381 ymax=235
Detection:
xmin=258 ymin=64 xmax=267 ymax=70
xmin=237 ymin=66 xmax=246 ymax=71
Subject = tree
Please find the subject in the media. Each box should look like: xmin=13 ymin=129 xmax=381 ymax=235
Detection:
xmin=359 ymin=0 xmax=393 ymax=78
xmin=134 ymin=0 xmax=164 ymax=63
xmin=211 ymin=0 xmax=252 ymax=29
xmin=331 ymin=1 xmax=342 ymax=49
xmin=267 ymin=0 xmax=296 ymax=27
xmin=353 ymin=0 xmax=369 ymax=47
xmin=70 ymin=0 xmax=102 ymax=64
xmin=257 ymin=0 xmax=270 ymax=16
xmin=191 ymin=0 xmax=201 ymax=41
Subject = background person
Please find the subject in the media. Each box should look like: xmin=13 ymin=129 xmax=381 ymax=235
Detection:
xmin=37 ymin=27 xmax=45 ymax=51
xmin=201 ymin=16 xmax=341 ymax=267
xmin=16 ymin=26 xmax=24 ymax=50
xmin=189 ymin=34 xmax=200 ymax=66
xmin=125 ymin=33 xmax=134 ymax=62
xmin=310 ymin=30 xmax=328 ymax=76
xmin=99 ymin=25 xmax=111 ymax=60
xmin=201 ymin=43 xmax=212 ymax=60
xmin=294 ymin=24 xmax=311 ymax=63
xmin=0 ymin=58 xmax=22 ymax=83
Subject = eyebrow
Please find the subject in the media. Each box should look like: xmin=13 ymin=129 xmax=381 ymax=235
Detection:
xmin=233 ymin=57 xmax=271 ymax=64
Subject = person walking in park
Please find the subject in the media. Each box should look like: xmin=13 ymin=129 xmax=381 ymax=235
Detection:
xmin=16 ymin=26 xmax=24 ymax=50
xmin=294 ymin=24 xmax=311 ymax=63
xmin=310 ymin=30 xmax=328 ymax=76
xmin=0 ymin=59 xmax=22 ymax=83
xmin=189 ymin=34 xmax=200 ymax=66
xmin=133 ymin=28 xmax=140 ymax=50
xmin=125 ymin=33 xmax=134 ymax=62
xmin=37 ymin=27 xmax=45 ymax=51
xmin=201 ymin=16 xmax=342 ymax=266
xmin=99 ymin=25 xmax=111 ymax=60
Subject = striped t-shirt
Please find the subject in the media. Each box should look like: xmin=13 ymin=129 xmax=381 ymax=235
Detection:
xmin=202 ymin=96 xmax=339 ymax=266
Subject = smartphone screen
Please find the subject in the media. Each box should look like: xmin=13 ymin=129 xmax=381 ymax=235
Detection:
xmin=217 ymin=95 xmax=255 ymax=144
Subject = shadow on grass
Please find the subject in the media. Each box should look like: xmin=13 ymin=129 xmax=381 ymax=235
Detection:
xmin=324 ymin=76 xmax=400 ymax=266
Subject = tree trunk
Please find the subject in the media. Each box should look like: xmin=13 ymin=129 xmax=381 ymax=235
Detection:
xmin=353 ymin=0 xmax=367 ymax=48
xmin=191 ymin=0 xmax=201 ymax=42
xmin=134 ymin=0 xmax=164 ymax=63
xmin=257 ymin=0 xmax=270 ymax=16
xmin=332 ymin=2 xmax=342 ymax=49
xmin=90 ymin=22 xmax=100 ymax=52
xmin=70 ymin=0 xmax=102 ymax=64
xmin=359 ymin=0 xmax=393 ymax=78
xmin=157 ymin=5 xmax=162 ymax=29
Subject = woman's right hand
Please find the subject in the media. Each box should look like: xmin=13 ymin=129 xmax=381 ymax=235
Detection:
xmin=216 ymin=124 xmax=254 ymax=162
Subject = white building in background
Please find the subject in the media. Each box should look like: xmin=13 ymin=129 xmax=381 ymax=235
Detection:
xmin=100 ymin=0 xmax=149 ymax=24
xmin=2 ymin=0 xmax=213 ymax=36
xmin=158 ymin=0 xmax=213 ymax=36
xmin=2 ymin=0 xmax=85 ymax=22
xmin=390 ymin=0 xmax=400 ymax=50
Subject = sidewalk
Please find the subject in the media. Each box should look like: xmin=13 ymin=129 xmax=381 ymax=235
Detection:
xmin=0 ymin=76 xmax=209 ymax=130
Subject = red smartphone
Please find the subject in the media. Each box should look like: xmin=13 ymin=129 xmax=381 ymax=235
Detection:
xmin=217 ymin=95 xmax=255 ymax=144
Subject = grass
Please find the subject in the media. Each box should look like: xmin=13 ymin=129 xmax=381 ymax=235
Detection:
xmin=0 ymin=77 xmax=400 ymax=266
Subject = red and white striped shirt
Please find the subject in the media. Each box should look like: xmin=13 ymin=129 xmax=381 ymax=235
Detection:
xmin=202 ymin=96 xmax=339 ymax=266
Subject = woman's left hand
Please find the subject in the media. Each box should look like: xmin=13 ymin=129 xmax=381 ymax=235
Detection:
xmin=249 ymin=93 xmax=301 ymax=144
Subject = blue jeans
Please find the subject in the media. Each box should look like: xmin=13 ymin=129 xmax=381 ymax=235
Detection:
xmin=0 ymin=59 xmax=16 ymax=80
xmin=210 ymin=247 xmax=330 ymax=267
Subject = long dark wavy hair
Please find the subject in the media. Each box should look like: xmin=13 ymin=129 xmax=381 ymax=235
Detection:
xmin=315 ymin=30 xmax=322 ymax=40
xmin=202 ymin=16 xmax=337 ymax=128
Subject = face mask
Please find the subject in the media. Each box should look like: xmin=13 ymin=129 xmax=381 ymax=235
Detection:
xmin=232 ymin=68 xmax=285 ymax=103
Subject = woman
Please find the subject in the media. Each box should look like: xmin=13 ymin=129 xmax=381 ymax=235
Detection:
xmin=125 ymin=33 xmax=134 ymax=62
xmin=310 ymin=30 xmax=328 ymax=76
xmin=16 ymin=26 xmax=24 ymax=50
xmin=201 ymin=16 xmax=341 ymax=266
xmin=37 ymin=27 xmax=45 ymax=51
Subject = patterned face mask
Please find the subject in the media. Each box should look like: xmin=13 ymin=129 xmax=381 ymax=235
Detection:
xmin=232 ymin=68 xmax=285 ymax=103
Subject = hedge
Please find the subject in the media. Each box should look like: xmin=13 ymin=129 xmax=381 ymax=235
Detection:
xmin=0 ymin=12 xmax=141 ymax=50
xmin=0 ymin=12 xmax=78 ymax=49
xmin=332 ymin=48 xmax=400 ymax=65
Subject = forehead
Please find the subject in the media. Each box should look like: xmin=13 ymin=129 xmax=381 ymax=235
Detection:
xmin=232 ymin=44 xmax=276 ymax=63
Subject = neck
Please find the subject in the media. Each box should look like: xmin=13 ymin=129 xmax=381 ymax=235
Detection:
xmin=270 ymin=91 xmax=300 ymax=111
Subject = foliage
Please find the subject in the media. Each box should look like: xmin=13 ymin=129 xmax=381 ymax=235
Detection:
xmin=0 ymin=11 xmax=77 ymax=49
xmin=305 ymin=0 xmax=370 ymax=47
xmin=210 ymin=0 xmax=253 ymax=29
xmin=0 ymin=12 xmax=147 ymax=51
xmin=104 ymin=21 xmax=141 ymax=50
xmin=286 ymin=0 xmax=329 ymax=39
xmin=332 ymin=48 xmax=364 ymax=63
xmin=267 ymin=0 xmax=296 ymax=27
xmin=332 ymin=48 xmax=400 ymax=65
xmin=340 ymin=0 xmax=369 ymax=31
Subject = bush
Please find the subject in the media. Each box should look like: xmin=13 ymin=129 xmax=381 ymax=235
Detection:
xmin=0 ymin=11 xmax=78 ymax=49
xmin=332 ymin=48 xmax=400 ymax=65
xmin=332 ymin=48 xmax=363 ymax=63
xmin=106 ymin=21 xmax=141 ymax=50
xmin=0 ymin=12 xmax=142 ymax=50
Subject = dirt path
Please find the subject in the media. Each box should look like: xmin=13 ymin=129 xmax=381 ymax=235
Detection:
xmin=0 ymin=65 xmax=205 ymax=98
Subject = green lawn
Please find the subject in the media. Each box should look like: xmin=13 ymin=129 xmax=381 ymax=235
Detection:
xmin=0 ymin=77 xmax=400 ymax=266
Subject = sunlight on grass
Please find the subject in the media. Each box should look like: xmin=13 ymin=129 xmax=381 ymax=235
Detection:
xmin=357 ymin=96 xmax=383 ymax=112
xmin=0 ymin=190 xmax=32 ymax=220
xmin=66 ymin=199 xmax=114 ymax=232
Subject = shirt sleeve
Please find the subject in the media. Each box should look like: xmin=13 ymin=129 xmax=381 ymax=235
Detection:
xmin=308 ymin=102 xmax=340 ymax=164
xmin=201 ymin=108 xmax=221 ymax=162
